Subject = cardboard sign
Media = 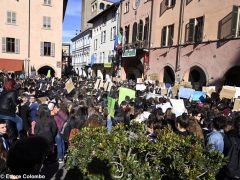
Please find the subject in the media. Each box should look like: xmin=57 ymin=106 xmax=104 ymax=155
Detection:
xmin=179 ymin=87 xmax=195 ymax=99
xmin=94 ymin=79 xmax=101 ymax=89
xmin=65 ymin=78 xmax=75 ymax=94
xmin=170 ymin=99 xmax=186 ymax=117
xmin=38 ymin=97 xmax=48 ymax=104
xmin=220 ymin=86 xmax=236 ymax=99
xmin=137 ymin=78 xmax=143 ymax=83
xmin=235 ymin=87 xmax=240 ymax=98
xmin=118 ymin=87 xmax=136 ymax=105
xmin=233 ymin=99 xmax=240 ymax=111
xmin=202 ymin=86 xmax=215 ymax=97
xmin=180 ymin=82 xmax=192 ymax=88
xmin=161 ymin=89 xmax=168 ymax=96
xmin=136 ymin=84 xmax=146 ymax=91
xmin=107 ymin=97 xmax=116 ymax=117
xmin=149 ymin=73 xmax=160 ymax=81
xmin=172 ymin=84 xmax=180 ymax=97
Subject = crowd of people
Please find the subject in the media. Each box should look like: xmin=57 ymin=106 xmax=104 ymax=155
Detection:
xmin=0 ymin=73 xmax=239 ymax=179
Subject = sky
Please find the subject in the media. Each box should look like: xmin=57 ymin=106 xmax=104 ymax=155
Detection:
xmin=62 ymin=0 xmax=119 ymax=44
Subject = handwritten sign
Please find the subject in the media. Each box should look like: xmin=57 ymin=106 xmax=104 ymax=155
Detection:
xmin=220 ymin=86 xmax=236 ymax=99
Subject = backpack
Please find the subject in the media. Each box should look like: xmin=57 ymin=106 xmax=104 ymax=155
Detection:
xmin=224 ymin=135 xmax=240 ymax=179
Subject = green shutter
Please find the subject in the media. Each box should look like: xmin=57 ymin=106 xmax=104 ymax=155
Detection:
xmin=231 ymin=5 xmax=239 ymax=37
xmin=40 ymin=42 xmax=44 ymax=56
xmin=15 ymin=38 xmax=20 ymax=54
xmin=161 ymin=26 xmax=167 ymax=47
xmin=51 ymin=43 xmax=55 ymax=57
xmin=188 ymin=18 xmax=195 ymax=43
xmin=2 ymin=37 xmax=6 ymax=53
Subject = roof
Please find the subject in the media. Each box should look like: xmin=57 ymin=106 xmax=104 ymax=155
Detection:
xmin=87 ymin=2 xmax=120 ymax=23
xmin=71 ymin=28 xmax=92 ymax=42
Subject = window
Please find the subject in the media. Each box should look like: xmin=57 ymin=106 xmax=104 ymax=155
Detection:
xmin=7 ymin=11 xmax=16 ymax=24
xmin=100 ymin=3 xmax=105 ymax=10
xmin=144 ymin=17 xmax=149 ymax=42
xmin=186 ymin=0 xmax=192 ymax=5
xmin=138 ymin=20 xmax=144 ymax=41
xmin=101 ymin=31 xmax=106 ymax=43
xmin=102 ymin=17 xmax=107 ymax=26
xmin=102 ymin=52 xmax=105 ymax=63
xmin=111 ymin=26 xmax=116 ymax=40
xmin=125 ymin=2 xmax=130 ymax=13
xmin=43 ymin=16 xmax=51 ymax=29
xmin=43 ymin=0 xmax=51 ymax=6
xmin=112 ymin=12 xmax=116 ymax=22
xmin=40 ymin=42 xmax=55 ymax=57
xmin=92 ymin=5 xmax=95 ymax=12
xmin=161 ymin=24 xmax=174 ymax=47
xmin=2 ymin=37 xmax=20 ymax=53
xmin=132 ymin=22 xmax=138 ymax=43
xmin=218 ymin=6 xmax=240 ymax=39
xmin=125 ymin=25 xmax=130 ymax=44
xmin=160 ymin=0 xmax=176 ymax=16
xmin=187 ymin=16 xmax=204 ymax=43
xmin=94 ymin=39 xmax=98 ymax=50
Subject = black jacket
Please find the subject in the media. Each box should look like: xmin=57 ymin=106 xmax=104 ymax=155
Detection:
xmin=0 ymin=90 xmax=18 ymax=116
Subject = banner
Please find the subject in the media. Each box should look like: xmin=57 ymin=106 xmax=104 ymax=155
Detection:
xmin=107 ymin=97 xmax=116 ymax=117
xmin=119 ymin=87 xmax=136 ymax=105
xmin=220 ymin=86 xmax=236 ymax=99
xmin=191 ymin=91 xmax=206 ymax=102
xmin=178 ymin=87 xmax=195 ymax=99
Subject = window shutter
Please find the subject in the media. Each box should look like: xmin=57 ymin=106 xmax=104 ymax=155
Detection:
xmin=15 ymin=39 xmax=20 ymax=54
xmin=188 ymin=18 xmax=195 ymax=43
xmin=160 ymin=0 xmax=168 ymax=16
xmin=168 ymin=25 xmax=174 ymax=46
xmin=2 ymin=37 xmax=6 ymax=53
xmin=161 ymin=26 xmax=167 ymax=47
xmin=40 ymin=42 xmax=44 ymax=56
xmin=171 ymin=0 xmax=176 ymax=6
xmin=165 ymin=0 xmax=169 ymax=6
xmin=43 ymin=16 xmax=46 ymax=28
xmin=48 ymin=17 xmax=51 ymax=28
xmin=51 ymin=43 xmax=55 ymax=57
xmin=12 ymin=12 xmax=16 ymax=24
xmin=231 ymin=5 xmax=239 ymax=37
xmin=7 ymin=11 xmax=11 ymax=23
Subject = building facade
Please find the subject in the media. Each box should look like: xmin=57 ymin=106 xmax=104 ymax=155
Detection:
xmin=149 ymin=0 xmax=240 ymax=88
xmin=71 ymin=29 xmax=92 ymax=76
xmin=88 ymin=3 xmax=120 ymax=80
xmin=0 ymin=0 xmax=67 ymax=77
xmin=120 ymin=0 xmax=152 ymax=80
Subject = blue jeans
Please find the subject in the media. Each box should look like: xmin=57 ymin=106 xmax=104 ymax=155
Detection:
xmin=55 ymin=133 xmax=65 ymax=160
xmin=0 ymin=114 xmax=23 ymax=132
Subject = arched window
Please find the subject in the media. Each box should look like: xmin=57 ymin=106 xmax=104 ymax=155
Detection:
xmin=138 ymin=20 xmax=143 ymax=41
xmin=132 ymin=22 xmax=137 ymax=43
xmin=100 ymin=3 xmax=105 ymax=10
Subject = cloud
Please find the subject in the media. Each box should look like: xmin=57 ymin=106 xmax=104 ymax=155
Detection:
xmin=65 ymin=0 xmax=81 ymax=17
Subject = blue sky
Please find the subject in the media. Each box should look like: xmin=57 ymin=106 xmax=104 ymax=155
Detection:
xmin=62 ymin=0 xmax=119 ymax=43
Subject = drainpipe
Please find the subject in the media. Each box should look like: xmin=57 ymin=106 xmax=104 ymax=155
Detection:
xmin=147 ymin=0 xmax=154 ymax=79
xmin=175 ymin=0 xmax=185 ymax=81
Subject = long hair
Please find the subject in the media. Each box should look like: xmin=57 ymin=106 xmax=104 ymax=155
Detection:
xmin=37 ymin=104 xmax=51 ymax=127
xmin=4 ymin=78 xmax=16 ymax=91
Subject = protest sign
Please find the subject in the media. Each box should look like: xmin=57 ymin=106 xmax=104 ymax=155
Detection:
xmin=180 ymin=82 xmax=192 ymax=88
xmin=149 ymin=73 xmax=160 ymax=81
xmin=202 ymin=86 xmax=215 ymax=97
xmin=235 ymin=87 xmax=240 ymax=98
xmin=65 ymin=78 xmax=75 ymax=94
xmin=172 ymin=84 xmax=181 ymax=97
xmin=170 ymin=99 xmax=186 ymax=117
xmin=94 ymin=79 xmax=101 ymax=89
xmin=136 ymin=84 xmax=146 ymax=91
xmin=107 ymin=97 xmax=116 ymax=117
xmin=178 ymin=87 xmax=195 ymax=99
xmin=146 ymin=93 xmax=162 ymax=100
xmin=191 ymin=91 xmax=206 ymax=102
xmin=233 ymin=99 xmax=240 ymax=111
xmin=220 ymin=86 xmax=236 ymax=99
xmin=118 ymin=87 xmax=136 ymax=105
xmin=99 ymin=81 xmax=104 ymax=88
xmin=156 ymin=102 xmax=172 ymax=113
xmin=161 ymin=89 xmax=168 ymax=96
xmin=137 ymin=78 xmax=143 ymax=83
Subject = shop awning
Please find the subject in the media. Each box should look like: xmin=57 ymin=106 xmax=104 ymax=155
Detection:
xmin=0 ymin=58 xmax=24 ymax=72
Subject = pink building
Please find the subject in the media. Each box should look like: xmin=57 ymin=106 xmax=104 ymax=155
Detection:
xmin=149 ymin=0 xmax=240 ymax=89
xmin=0 ymin=0 xmax=68 ymax=77
xmin=120 ymin=0 xmax=152 ymax=80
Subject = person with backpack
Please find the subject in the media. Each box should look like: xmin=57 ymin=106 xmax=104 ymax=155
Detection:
xmin=217 ymin=116 xmax=240 ymax=179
